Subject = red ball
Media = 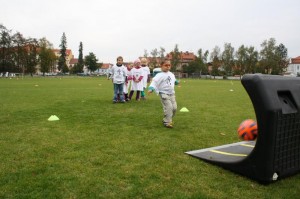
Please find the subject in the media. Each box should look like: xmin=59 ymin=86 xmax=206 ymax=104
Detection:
xmin=237 ymin=119 xmax=258 ymax=141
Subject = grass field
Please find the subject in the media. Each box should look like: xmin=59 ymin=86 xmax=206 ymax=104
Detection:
xmin=0 ymin=76 xmax=300 ymax=198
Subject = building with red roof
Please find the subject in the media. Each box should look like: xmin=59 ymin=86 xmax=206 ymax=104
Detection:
xmin=69 ymin=58 xmax=78 ymax=68
xmin=287 ymin=56 xmax=300 ymax=76
xmin=138 ymin=51 xmax=196 ymax=71
xmin=52 ymin=49 xmax=74 ymax=69
xmin=166 ymin=51 xmax=196 ymax=71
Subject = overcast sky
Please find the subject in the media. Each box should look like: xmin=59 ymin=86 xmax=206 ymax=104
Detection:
xmin=2 ymin=0 xmax=300 ymax=63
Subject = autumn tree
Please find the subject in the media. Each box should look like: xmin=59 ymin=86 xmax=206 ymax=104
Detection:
xmin=84 ymin=52 xmax=98 ymax=72
xmin=143 ymin=49 xmax=148 ymax=58
xmin=210 ymin=46 xmax=221 ymax=77
xmin=12 ymin=32 xmax=27 ymax=73
xmin=246 ymin=46 xmax=259 ymax=73
xmin=260 ymin=38 xmax=278 ymax=74
xmin=170 ymin=44 xmax=180 ymax=72
xmin=149 ymin=48 xmax=158 ymax=69
xmin=197 ymin=48 xmax=209 ymax=75
xmin=0 ymin=24 xmax=14 ymax=72
xmin=221 ymin=43 xmax=235 ymax=77
xmin=39 ymin=37 xmax=56 ymax=75
xmin=182 ymin=61 xmax=198 ymax=75
xmin=25 ymin=38 xmax=39 ymax=76
xmin=159 ymin=47 xmax=165 ymax=60
xmin=235 ymin=45 xmax=258 ymax=76
xmin=275 ymin=43 xmax=289 ymax=74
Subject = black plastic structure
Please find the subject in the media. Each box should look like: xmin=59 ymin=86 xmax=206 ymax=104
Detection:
xmin=187 ymin=74 xmax=300 ymax=184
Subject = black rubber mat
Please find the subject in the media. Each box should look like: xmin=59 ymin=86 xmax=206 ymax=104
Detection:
xmin=185 ymin=141 xmax=255 ymax=163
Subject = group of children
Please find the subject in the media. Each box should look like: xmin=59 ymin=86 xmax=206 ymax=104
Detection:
xmin=108 ymin=56 xmax=150 ymax=102
xmin=108 ymin=56 xmax=179 ymax=128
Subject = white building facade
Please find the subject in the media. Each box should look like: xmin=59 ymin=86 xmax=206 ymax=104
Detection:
xmin=287 ymin=56 xmax=300 ymax=76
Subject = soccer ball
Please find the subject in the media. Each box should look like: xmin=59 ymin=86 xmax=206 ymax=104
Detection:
xmin=237 ymin=119 xmax=258 ymax=141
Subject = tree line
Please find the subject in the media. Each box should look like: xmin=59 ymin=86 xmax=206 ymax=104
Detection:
xmin=144 ymin=39 xmax=289 ymax=77
xmin=0 ymin=24 xmax=99 ymax=75
xmin=1 ymin=24 xmax=289 ymax=76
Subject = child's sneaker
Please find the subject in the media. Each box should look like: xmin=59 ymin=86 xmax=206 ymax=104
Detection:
xmin=164 ymin=123 xmax=173 ymax=128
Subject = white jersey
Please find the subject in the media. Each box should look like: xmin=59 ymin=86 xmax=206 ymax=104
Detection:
xmin=109 ymin=65 xmax=127 ymax=84
xmin=123 ymin=67 xmax=132 ymax=93
xmin=131 ymin=67 xmax=144 ymax=91
xmin=149 ymin=71 xmax=176 ymax=95
xmin=141 ymin=66 xmax=150 ymax=88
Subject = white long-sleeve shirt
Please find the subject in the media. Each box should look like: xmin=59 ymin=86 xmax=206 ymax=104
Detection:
xmin=148 ymin=71 xmax=176 ymax=95
xmin=141 ymin=66 xmax=150 ymax=88
xmin=131 ymin=67 xmax=144 ymax=91
xmin=109 ymin=65 xmax=127 ymax=84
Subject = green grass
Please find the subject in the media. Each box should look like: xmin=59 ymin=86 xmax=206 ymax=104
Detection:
xmin=0 ymin=76 xmax=299 ymax=198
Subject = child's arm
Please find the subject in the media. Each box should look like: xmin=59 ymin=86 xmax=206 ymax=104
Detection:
xmin=148 ymin=86 xmax=155 ymax=93
xmin=147 ymin=74 xmax=151 ymax=83
xmin=137 ymin=75 xmax=143 ymax=82
xmin=148 ymin=78 xmax=158 ymax=94
xmin=107 ymin=68 xmax=113 ymax=80
xmin=107 ymin=72 xmax=111 ymax=80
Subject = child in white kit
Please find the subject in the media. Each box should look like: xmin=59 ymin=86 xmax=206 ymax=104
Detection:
xmin=109 ymin=56 xmax=127 ymax=103
xmin=123 ymin=63 xmax=133 ymax=101
xmin=129 ymin=59 xmax=144 ymax=101
xmin=148 ymin=59 xmax=179 ymax=128
xmin=140 ymin=57 xmax=150 ymax=100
